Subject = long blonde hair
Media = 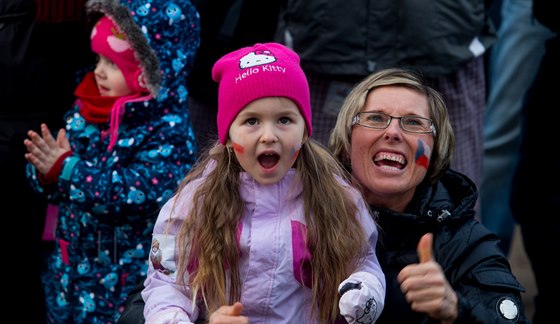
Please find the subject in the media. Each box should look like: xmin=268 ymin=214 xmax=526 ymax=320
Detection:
xmin=174 ymin=139 xmax=368 ymax=322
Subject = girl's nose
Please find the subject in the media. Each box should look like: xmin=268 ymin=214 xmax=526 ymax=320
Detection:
xmin=94 ymin=62 xmax=106 ymax=78
xmin=259 ymin=123 xmax=279 ymax=143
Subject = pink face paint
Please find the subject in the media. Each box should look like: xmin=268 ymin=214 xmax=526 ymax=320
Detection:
xmin=232 ymin=142 xmax=245 ymax=154
xmin=414 ymin=139 xmax=431 ymax=170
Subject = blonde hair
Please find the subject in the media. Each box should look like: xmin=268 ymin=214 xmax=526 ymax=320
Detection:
xmin=173 ymin=139 xmax=368 ymax=322
xmin=329 ymin=68 xmax=455 ymax=183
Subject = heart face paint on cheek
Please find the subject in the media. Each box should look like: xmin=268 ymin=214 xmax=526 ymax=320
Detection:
xmin=415 ymin=139 xmax=431 ymax=170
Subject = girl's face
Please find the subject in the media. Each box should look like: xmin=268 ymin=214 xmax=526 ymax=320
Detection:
xmin=94 ymin=54 xmax=132 ymax=97
xmin=350 ymin=86 xmax=434 ymax=212
xmin=228 ymin=97 xmax=308 ymax=185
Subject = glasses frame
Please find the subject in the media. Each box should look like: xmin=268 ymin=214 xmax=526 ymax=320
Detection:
xmin=352 ymin=112 xmax=436 ymax=135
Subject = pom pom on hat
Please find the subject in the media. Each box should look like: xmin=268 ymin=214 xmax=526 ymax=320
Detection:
xmin=212 ymin=42 xmax=312 ymax=144
xmin=90 ymin=15 xmax=147 ymax=93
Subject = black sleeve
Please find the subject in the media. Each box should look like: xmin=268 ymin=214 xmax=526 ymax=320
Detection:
xmin=117 ymin=281 xmax=146 ymax=324
xmin=448 ymin=223 xmax=530 ymax=323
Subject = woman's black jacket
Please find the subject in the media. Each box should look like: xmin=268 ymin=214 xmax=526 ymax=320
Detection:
xmin=375 ymin=169 xmax=529 ymax=323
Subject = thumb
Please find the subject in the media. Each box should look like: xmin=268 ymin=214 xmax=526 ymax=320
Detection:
xmin=228 ymin=302 xmax=244 ymax=316
xmin=57 ymin=129 xmax=71 ymax=150
xmin=417 ymin=233 xmax=433 ymax=263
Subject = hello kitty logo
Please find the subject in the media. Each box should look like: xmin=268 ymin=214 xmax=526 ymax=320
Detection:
xmin=239 ymin=50 xmax=276 ymax=68
xmin=235 ymin=50 xmax=286 ymax=83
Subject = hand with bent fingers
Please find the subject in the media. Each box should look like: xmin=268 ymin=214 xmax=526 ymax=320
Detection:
xmin=397 ymin=233 xmax=458 ymax=324
xmin=208 ymin=302 xmax=249 ymax=324
xmin=24 ymin=123 xmax=71 ymax=175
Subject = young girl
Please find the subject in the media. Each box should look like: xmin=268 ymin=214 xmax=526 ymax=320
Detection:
xmin=142 ymin=42 xmax=386 ymax=323
xmin=23 ymin=0 xmax=200 ymax=322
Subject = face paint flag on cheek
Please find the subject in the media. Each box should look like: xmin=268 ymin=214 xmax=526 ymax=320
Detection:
xmin=415 ymin=139 xmax=431 ymax=170
xmin=232 ymin=142 xmax=245 ymax=154
xmin=290 ymin=143 xmax=302 ymax=160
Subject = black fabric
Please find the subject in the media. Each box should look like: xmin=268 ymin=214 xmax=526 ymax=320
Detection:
xmin=510 ymin=4 xmax=558 ymax=321
xmin=117 ymin=281 xmax=146 ymax=324
xmin=0 ymin=1 xmax=91 ymax=323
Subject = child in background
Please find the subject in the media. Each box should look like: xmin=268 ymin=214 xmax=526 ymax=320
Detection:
xmin=141 ymin=42 xmax=385 ymax=323
xmin=23 ymin=0 xmax=200 ymax=322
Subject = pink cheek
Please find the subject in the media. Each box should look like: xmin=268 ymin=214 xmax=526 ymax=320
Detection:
xmin=232 ymin=142 xmax=245 ymax=154
xmin=414 ymin=139 xmax=431 ymax=170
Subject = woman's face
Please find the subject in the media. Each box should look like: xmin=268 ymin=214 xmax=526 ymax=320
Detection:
xmin=350 ymin=85 xmax=434 ymax=212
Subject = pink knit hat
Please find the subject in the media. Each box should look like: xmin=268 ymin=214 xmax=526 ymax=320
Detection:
xmin=212 ymin=42 xmax=312 ymax=144
xmin=90 ymin=15 xmax=147 ymax=93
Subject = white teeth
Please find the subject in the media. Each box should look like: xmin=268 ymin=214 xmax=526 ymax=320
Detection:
xmin=380 ymin=165 xmax=401 ymax=171
xmin=374 ymin=153 xmax=405 ymax=164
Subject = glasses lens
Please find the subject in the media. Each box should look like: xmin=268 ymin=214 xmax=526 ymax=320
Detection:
xmin=361 ymin=112 xmax=389 ymax=128
xmin=401 ymin=116 xmax=432 ymax=133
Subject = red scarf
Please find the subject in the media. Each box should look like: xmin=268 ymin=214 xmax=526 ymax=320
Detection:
xmin=74 ymin=72 xmax=150 ymax=151
xmin=75 ymin=72 xmax=118 ymax=124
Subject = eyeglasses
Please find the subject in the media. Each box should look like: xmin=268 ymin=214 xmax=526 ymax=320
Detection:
xmin=352 ymin=112 xmax=436 ymax=135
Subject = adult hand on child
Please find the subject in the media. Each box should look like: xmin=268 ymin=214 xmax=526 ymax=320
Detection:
xmin=208 ymin=302 xmax=248 ymax=324
xmin=24 ymin=123 xmax=71 ymax=175
xmin=397 ymin=233 xmax=458 ymax=323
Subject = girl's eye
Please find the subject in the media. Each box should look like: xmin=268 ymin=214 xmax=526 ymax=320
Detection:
xmin=279 ymin=117 xmax=291 ymax=124
xmin=246 ymin=118 xmax=258 ymax=126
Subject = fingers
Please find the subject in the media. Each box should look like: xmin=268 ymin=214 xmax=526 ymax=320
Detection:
xmin=26 ymin=128 xmax=48 ymax=154
xmin=40 ymin=123 xmax=56 ymax=147
xmin=417 ymin=233 xmax=433 ymax=263
xmin=24 ymin=133 xmax=45 ymax=161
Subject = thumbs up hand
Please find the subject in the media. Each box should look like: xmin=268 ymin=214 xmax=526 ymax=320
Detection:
xmin=397 ymin=233 xmax=458 ymax=323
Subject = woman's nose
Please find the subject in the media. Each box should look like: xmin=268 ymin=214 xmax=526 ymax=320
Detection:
xmin=383 ymin=119 xmax=403 ymax=141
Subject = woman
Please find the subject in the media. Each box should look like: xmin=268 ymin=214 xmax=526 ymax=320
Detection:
xmin=329 ymin=68 xmax=529 ymax=323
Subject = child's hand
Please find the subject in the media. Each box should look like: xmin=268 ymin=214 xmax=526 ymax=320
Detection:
xmin=338 ymin=278 xmax=380 ymax=323
xmin=208 ymin=302 xmax=248 ymax=324
xmin=24 ymin=123 xmax=71 ymax=174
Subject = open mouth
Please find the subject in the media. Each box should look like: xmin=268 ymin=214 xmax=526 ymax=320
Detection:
xmin=258 ymin=153 xmax=280 ymax=169
xmin=98 ymin=85 xmax=110 ymax=94
xmin=374 ymin=152 xmax=406 ymax=170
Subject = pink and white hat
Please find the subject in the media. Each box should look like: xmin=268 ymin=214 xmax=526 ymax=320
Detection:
xmin=90 ymin=15 xmax=147 ymax=93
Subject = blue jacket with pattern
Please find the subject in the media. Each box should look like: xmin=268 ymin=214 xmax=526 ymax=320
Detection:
xmin=25 ymin=0 xmax=200 ymax=322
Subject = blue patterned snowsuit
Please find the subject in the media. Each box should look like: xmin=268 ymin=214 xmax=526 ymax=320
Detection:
xmin=25 ymin=0 xmax=200 ymax=322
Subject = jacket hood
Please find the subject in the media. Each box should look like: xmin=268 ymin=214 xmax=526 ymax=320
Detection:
xmin=85 ymin=0 xmax=200 ymax=98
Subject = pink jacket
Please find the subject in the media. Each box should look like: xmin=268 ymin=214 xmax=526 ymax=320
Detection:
xmin=142 ymin=168 xmax=385 ymax=323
